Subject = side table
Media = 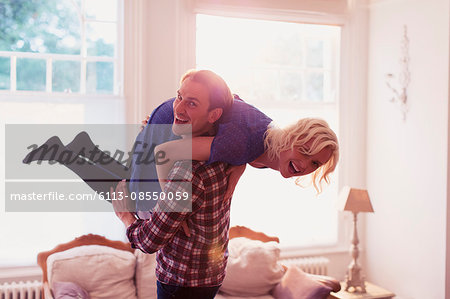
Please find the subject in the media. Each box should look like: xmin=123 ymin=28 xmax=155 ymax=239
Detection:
xmin=328 ymin=282 xmax=395 ymax=299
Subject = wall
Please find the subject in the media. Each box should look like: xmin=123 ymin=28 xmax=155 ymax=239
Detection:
xmin=447 ymin=41 xmax=450 ymax=299
xmin=366 ymin=0 xmax=449 ymax=298
xmin=124 ymin=0 xmax=195 ymax=124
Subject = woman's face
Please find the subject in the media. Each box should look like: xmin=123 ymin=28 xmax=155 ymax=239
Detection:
xmin=278 ymin=141 xmax=333 ymax=178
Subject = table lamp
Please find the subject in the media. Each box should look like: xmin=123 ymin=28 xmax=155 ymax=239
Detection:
xmin=338 ymin=186 xmax=374 ymax=293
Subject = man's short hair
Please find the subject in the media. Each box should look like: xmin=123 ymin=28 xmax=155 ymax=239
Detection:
xmin=181 ymin=70 xmax=234 ymax=113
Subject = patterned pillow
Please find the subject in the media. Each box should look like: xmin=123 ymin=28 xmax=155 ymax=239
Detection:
xmin=52 ymin=281 xmax=90 ymax=299
xmin=271 ymin=266 xmax=332 ymax=299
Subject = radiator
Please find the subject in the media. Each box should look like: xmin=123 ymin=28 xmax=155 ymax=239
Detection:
xmin=280 ymin=256 xmax=329 ymax=275
xmin=0 ymin=280 xmax=41 ymax=299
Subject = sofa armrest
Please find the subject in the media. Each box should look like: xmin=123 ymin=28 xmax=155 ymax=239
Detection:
xmin=42 ymin=282 xmax=54 ymax=299
xmin=229 ymin=225 xmax=279 ymax=243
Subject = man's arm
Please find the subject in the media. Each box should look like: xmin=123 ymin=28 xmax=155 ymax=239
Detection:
xmin=126 ymin=162 xmax=205 ymax=254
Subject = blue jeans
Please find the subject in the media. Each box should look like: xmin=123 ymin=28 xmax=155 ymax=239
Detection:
xmin=157 ymin=281 xmax=221 ymax=299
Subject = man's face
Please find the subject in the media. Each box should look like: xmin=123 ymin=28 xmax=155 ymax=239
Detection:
xmin=172 ymin=78 xmax=217 ymax=137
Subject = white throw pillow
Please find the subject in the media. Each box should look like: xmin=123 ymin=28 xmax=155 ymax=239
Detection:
xmin=47 ymin=245 xmax=137 ymax=299
xmin=134 ymin=249 xmax=157 ymax=299
xmin=220 ymin=237 xmax=285 ymax=296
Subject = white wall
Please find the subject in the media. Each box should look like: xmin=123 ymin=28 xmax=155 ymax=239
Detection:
xmin=366 ymin=0 xmax=449 ymax=298
xmin=124 ymin=0 xmax=195 ymax=124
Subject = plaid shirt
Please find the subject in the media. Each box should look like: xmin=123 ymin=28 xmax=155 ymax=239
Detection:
xmin=126 ymin=160 xmax=231 ymax=287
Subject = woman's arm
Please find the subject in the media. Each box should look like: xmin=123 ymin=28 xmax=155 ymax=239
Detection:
xmin=224 ymin=164 xmax=246 ymax=200
xmin=155 ymin=136 xmax=214 ymax=190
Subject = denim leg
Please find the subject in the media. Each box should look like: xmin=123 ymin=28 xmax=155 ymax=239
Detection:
xmin=157 ymin=281 xmax=221 ymax=299
xmin=157 ymin=281 xmax=179 ymax=299
xmin=186 ymin=285 xmax=221 ymax=299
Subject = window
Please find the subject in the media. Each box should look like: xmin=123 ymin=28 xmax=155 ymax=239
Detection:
xmin=0 ymin=0 xmax=124 ymax=267
xmin=0 ymin=0 xmax=121 ymax=95
xmin=196 ymin=14 xmax=340 ymax=248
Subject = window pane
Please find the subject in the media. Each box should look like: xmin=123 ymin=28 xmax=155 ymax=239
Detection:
xmin=86 ymin=0 xmax=118 ymax=21
xmin=86 ymin=22 xmax=116 ymax=57
xmin=196 ymin=14 xmax=340 ymax=248
xmin=260 ymin=29 xmax=303 ymax=67
xmin=17 ymin=58 xmax=46 ymax=91
xmin=231 ymin=166 xmax=339 ymax=247
xmin=0 ymin=57 xmax=10 ymax=90
xmin=52 ymin=60 xmax=80 ymax=92
xmin=196 ymin=14 xmax=339 ymax=104
xmin=0 ymin=0 xmax=81 ymax=54
xmin=0 ymin=212 xmax=125 ymax=266
xmin=87 ymin=61 xmax=114 ymax=94
xmin=280 ymin=71 xmax=302 ymax=102
xmin=253 ymin=70 xmax=278 ymax=102
xmin=306 ymin=39 xmax=324 ymax=68
xmin=306 ymin=72 xmax=324 ymax=101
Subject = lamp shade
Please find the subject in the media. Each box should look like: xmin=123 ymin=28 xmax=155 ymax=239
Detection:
xmin=338 ymin=186 xmax=374 ymax=213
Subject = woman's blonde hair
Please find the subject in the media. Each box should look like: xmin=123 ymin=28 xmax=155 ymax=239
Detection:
xmin=264 ymin=118 xmax=339 ymax=193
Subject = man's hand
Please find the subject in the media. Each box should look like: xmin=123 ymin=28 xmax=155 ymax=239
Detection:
xmin=111 ymin=180 xmax=136 ymax=227
xmin=225 ymin=164 xmax=246 ymax=200
xmin=111 ymin=179 xmax=191 ymax=236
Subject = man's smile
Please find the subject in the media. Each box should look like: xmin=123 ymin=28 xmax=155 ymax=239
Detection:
xmin=174 ymin=114 xmax=190 ymax=124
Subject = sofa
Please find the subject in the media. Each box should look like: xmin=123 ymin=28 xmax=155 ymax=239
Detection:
xmin=37 ymin=228 xmax=340 ymax=299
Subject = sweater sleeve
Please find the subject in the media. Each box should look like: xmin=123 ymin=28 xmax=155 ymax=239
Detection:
xmin=208 ymin=98 xmax=272 ymax=165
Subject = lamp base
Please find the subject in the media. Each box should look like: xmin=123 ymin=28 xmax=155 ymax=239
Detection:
xmin=344 ymin=265 xmax=366 ymax=293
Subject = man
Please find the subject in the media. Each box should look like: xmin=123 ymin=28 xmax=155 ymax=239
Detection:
xmin=112 ymin=70 xmax=235 ymax=299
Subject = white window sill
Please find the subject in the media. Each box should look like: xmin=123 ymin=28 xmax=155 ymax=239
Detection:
xmin=0 ymin=92 xmax=124 ymax=102
xmin=0 ymin=266 xmax=42 ymax=283
xmin=280 ymin=244 xmax=349 ymax=259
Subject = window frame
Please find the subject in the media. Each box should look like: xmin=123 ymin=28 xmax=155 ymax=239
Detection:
xmin=192 ymin=4 xmax=353 ymax=256
xmin=0 ymin=0 xmax=126 ymax=280
xmin=0 ymin=0 xmax=124 ymax=98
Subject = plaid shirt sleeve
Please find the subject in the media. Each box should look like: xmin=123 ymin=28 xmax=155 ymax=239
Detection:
xmin=126 ymin=161 xmax=204 ymax=254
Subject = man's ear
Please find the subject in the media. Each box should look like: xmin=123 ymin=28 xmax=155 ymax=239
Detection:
xmin=208 ymin=108 xmax=223 ymax=124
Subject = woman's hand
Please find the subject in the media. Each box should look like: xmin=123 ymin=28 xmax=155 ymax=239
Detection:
xmin=155 ymin=137 xmax=214 ymax=191
xmin=225 ymin=164 xmax=246 ymax=200
xmin=181 ymin=221 xmax=191 ymax=237
xmin=140 ymin=115 xmax=150 ymax=132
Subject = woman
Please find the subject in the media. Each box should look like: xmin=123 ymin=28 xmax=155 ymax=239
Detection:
xmin=154 ymin=112 xmax=338 ymax=195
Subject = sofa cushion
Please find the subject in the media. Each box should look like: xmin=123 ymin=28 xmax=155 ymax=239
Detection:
xmin=134 ymin=249 xmax=157 ymax=299
xmin=47 ymin=245 xmax=137 ymax=299
xmin=220 ymin=237 xmax=285 ymax=296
